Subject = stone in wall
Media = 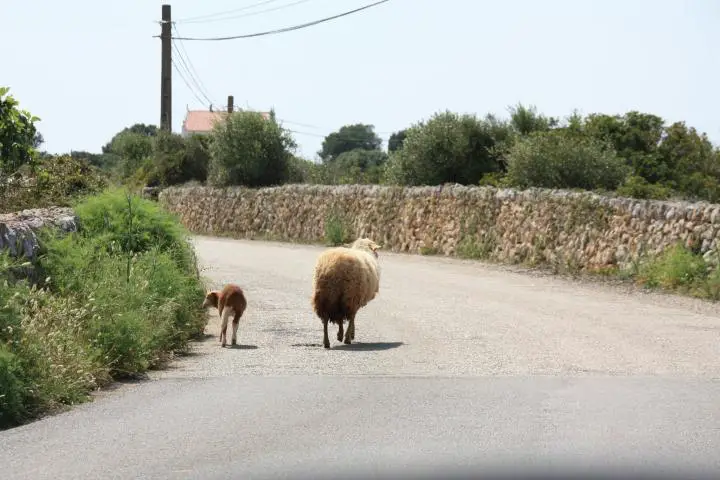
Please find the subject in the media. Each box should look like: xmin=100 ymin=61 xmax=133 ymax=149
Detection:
xmin=158 ymin=184 xmax=720 ymax=272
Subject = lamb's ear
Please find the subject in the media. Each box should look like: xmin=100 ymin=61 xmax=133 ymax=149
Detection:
xmin=371 ymin=243 xmax=382 ymax=252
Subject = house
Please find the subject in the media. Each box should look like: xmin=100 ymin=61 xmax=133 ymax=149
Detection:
xmin=180 ymin=108 xmax=272 ymax=137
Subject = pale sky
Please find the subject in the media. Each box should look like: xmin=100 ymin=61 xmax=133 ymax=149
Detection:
xmin=3 ymin=0 xmax=719 ymax=161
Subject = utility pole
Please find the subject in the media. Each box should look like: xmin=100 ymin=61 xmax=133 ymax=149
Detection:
xmin=227 ymin=95 xmax=234 ymax=113
xmin=160 ymin=4 xmax=172 ymax=132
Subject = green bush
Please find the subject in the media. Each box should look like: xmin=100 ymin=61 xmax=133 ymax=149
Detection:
xmin=383 ymin=110 xmax=504 ymax=186
xmin=207 ymin=111 xmax=296 ymax=187
xmin=0 ymin=190 xmax=207 ymax=429
xmin=0 ymin=346 xmax=29 ymax=428
xmin=636 ymin=243 xmax=707 ymax=291
xmin=0 ymin=154 xmax=108 ymax=213
xmin=615 ymin=175 xmax=673 ymax=200
xmin=67 ymin=188 xmax=197 ymax=275
xmin=324 ymin=208 xmax=352 ymax=246
xmin=505 ymin=130 xmax=630 ymax=190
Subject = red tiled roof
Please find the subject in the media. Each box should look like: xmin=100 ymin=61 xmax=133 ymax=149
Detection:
xmin=182 ymin=110 xmax=271 ymax=133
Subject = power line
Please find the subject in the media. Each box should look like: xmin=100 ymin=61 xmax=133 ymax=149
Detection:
xmin=171 ymin=24 xmax=216 ymax=106
xmin=171 ymin=58 xmax=209 ymax=108
xmin=171 ymin=40 xmax=215 ymax=107
xmin=176 ymin=0 xmax=285 ymax=23
xmin=171 ymin=0 xmax=391 ymax=41
xmin=178 ymin=0 xmax=314 ymax=25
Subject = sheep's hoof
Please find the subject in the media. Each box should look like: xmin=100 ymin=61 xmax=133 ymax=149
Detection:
xmin=231 ymin=339 xmax=237 ymax=346
xmin=323 ymin=341 xmax=330 ymax=349
xmin=343 ymin=338 xmax=352 ymax=345
xmin=337 ymin=332 xmax=343 ymax=342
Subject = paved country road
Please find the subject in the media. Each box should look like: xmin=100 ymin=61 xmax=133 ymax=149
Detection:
xmin=2 ymin=235 xmax=720 ymax=479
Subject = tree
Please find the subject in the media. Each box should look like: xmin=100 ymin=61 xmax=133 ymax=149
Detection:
xmin=505 ymin=129 xmax=629 ymax=191
xmin=101 ymin=123 xmax=157 ymax=154
xmin=318 ymin=124 xmax=382 ymax=163
xmin=582 ymin=111 xmax=666 ymax=183
xmin=387 ymin=129 xmax=407 ymax=153
xmin=207 ymin=111 xmax=296 ymax=187
xmin=383 ymin=110 xmax=503 ymax=186
xmin=325 ymin=148 xmax=388 ymax=184
xmin=0 ymin=87 xmax=40 ymax=175
xmin=508 ymin=103 xmax=558 ymax=136
xmin=104 ymin=130 xmax=154 ymax=180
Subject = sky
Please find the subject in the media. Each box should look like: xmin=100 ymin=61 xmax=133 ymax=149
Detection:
xmin=3 ymin=0 xmax=720 ymax=161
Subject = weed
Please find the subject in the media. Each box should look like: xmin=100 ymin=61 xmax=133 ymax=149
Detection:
xmin=323 ymin=207 xmax=352 ymax=246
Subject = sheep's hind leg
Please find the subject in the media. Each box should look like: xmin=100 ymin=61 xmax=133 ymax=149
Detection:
xmin=231 ymin=312 xmax=241 ymax=346
xmin=220 ymin=308 xmax=232 ymax=347
xmin=322 ymin=319 xmax=330 ymax=349
xmin=344 ymin=314 xmax=355 ymax=345
xmin=337 ymin=320 xmax=344 ymax=342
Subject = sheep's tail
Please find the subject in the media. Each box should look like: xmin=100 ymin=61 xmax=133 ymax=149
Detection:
xmin=312 ymin=276 xmax=350 ymax=324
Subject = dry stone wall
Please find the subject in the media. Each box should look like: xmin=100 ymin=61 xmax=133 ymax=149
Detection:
xmin=158 ymin=184 xmax=720 ymax=271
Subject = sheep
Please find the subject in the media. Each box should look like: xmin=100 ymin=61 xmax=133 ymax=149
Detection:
xmin=311 ymin=237 xmax=382 ymax=349
xmin=202 ymin=283 xmax=248 ymax=347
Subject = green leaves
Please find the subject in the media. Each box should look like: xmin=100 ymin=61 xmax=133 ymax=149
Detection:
xmin=0 ymin=87 xmax=41 ymax=176
xmin=207 ymin=111 xmax=296 ymax=187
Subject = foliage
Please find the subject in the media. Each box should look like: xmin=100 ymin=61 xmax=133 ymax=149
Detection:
xmin=323 ymin=207 xmax=352 ymax=246
xmin=383 ymin=110 xmax=505 ymax=186
xmin=0 ymin=154 xmax=108 ymax=213
xmin=507 ymin=103 xmax=558 ymax=135
xmin=102 ymin=130 xmax=154 ymax=181
xmin=101 ymin=123 xmax=157 ymax=154
xmin=318 ymin=124 xmax=383 ymax=163
xmin=145 ymin=131 xmax=209 ymax=187
xmin=505 ymin=129 xmax=630 ymax=190
xmin=615 ymin=175 xmax=673 ymax=200
xmin=324 ymin=149 xmax=388 ymax=184
xmin=387 ymin=129 xmax=407 ymax=153
xmin=0 ymin=87 xmax=40 ymax=176
xmin=66 ymin=188 xmax=197 ymax=275
xmin=207 ymin=111 xmax=296 ymax=187
xmin=0 ymin=190 xmax=207 ymax=429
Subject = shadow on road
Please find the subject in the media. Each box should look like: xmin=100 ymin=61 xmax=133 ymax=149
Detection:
xmin=227 ymin=344 xmax=258 ymax=350
xmin=333 ymin=341 xmax=404 ymax=351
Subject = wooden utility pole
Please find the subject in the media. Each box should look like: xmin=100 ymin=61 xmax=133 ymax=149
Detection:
xmin=160 ymin=4 xmax=172 ymax=131
xmin=227 ymin=95 xmax=234 ymax=113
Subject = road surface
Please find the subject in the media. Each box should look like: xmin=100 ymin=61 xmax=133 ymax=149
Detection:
xmin=2 ymin=235 xmax=719 ymax=479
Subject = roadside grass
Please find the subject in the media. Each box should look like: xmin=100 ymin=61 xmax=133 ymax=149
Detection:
xmin=632 ymin=243 xmax=720 ymax=301
xmin=0 ymin=188 xmax=207 ymax=429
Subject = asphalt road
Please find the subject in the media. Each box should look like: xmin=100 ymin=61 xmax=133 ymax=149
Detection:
xmin=2 ymin=236 xmax=720 ymax=479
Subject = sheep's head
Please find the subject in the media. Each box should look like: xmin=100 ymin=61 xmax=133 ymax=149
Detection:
xmin=348 ymin=238 xmax=382 ymax=258
xmin=202 ymin=290 xmax=220 ymax=309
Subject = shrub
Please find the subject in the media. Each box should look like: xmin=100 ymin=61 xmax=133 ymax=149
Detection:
xmin=505 ymin=130 xmax=630 ymax=190
xmin=636 ymin=243 xmax=707 ymax=291
xmin=615 ymin=175 xmax=673 ymax=200
xmin=324 ymin=208 xmax=352 ymax=246
xmin=0 ymin=154 xmax=108 ymax=213
xmin=146 ymin=131 xmax=210 ymax=187
xmin=0 ymin=190 xmax=207 ymax=428
xmin=67 ymin=188 xmax=197 ymax=275
xmin=383 ymin=110 xmax=504 ymax=186
xmin=207 ymin=111 xmax=296 ymax=187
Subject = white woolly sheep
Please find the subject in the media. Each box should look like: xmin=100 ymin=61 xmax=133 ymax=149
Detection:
xmin=311 ymin=237 xmax=382 ymax=349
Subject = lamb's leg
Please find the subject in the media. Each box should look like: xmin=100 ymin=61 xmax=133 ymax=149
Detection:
xmin=337 ymin=320 xmax=344 ymax=342
xmin=350 ymin=318 xmax=355 ymax=341
xmin=322 ymin=319 xmax=330 ymax=349
xmin=220 ymin=308 xmax=232 ymax=347
xmin=344 ymin=314 xmax=355 ymax=345
xmin=231 ymin=312 xmax=241 ymax=346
